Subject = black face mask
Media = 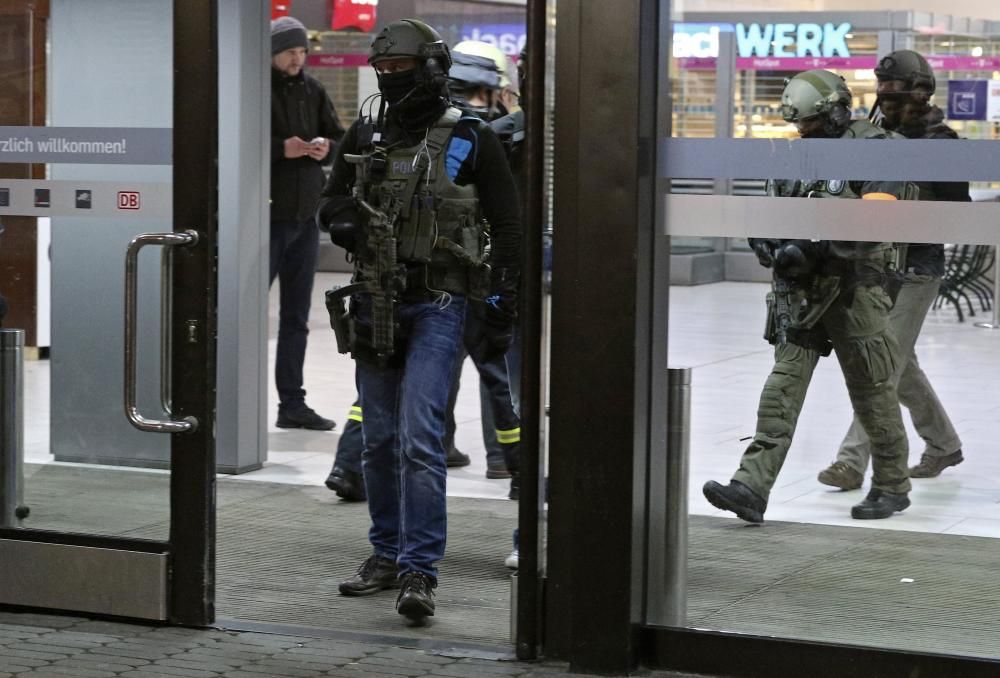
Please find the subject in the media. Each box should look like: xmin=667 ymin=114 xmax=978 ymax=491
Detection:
xmin=378 ymin=70 xmax=418 ymax=106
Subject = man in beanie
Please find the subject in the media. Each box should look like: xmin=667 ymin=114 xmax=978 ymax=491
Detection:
xmin=270 ymin=16 xmax=344 ymax=430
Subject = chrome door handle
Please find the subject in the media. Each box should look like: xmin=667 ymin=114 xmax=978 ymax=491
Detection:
xmin=124 ymin=230 xmax=200 ymax=433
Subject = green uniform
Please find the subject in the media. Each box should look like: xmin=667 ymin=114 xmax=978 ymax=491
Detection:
xmin=733 ymin=120 xmax=912 ymax=500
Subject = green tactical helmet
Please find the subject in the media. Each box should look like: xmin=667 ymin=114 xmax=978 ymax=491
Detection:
xmin=874 ymin=49 xmax=936 ymax=95
xmin=368 ymin=19 xmax=452 ymax=71
xmin=779 ymin=69 xmax=852 ymax=125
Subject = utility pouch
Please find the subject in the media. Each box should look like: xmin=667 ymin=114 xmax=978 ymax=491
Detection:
xmin=325 ymin=283 xmax=365 ymax=354
xmin=396 ymin=192 xmax=435 ymax=262
xmin=763 ymin=291 xmax=777 ymax=344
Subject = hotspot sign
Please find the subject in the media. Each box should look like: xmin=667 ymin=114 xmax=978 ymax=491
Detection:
xmin=948 ymin=80 xmax=988 ymax=120
xmin=673 ymin=22 xmax=852 ymax=59
xmin=461 ymin=23 xmax=526 ymax=57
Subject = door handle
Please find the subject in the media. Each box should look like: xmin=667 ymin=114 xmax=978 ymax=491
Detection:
xmin=124 ymin=230 xmax=200 ymax=433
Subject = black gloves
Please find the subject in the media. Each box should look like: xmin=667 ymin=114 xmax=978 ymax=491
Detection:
xmin=475 ymin=267 xmax=518 ymax=363
xmin=749 ymin=238 xmax=779 ymax=268
xmin=316 ymin=196 xmax=361 ymax=253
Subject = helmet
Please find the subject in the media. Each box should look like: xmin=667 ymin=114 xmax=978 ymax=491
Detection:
xmin=449 ymin=40 xmax=508 ymax=91
xmin=875 ymin=49 xmax=936 ymax=95
xmin=780 ymin=69 xmax=852 ymax=126
xmin=369 ymin=19 xmax=451 ymax=67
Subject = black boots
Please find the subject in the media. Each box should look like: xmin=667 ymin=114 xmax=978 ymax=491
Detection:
xmin=396 ymin=571 xmax=436 ymax=621
xmin=851 ymin=489 xmax=910 ymax=519
xmin=325 ymin=467 xmax=366 ymax=502
xmin=338 ymin=555 xmax=399 ymax=596
xmin=702 ymin=480 xmax=767 ymax=523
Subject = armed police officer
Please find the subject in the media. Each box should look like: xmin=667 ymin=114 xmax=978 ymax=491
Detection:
xmin=703 ymin=69 xmax=914 ymax=523
xmin=440 ymin=40 xmax=523 ymax=492
xmin=817 ymin=50 xmax=967 ymax=491
xmin=315 ymin=19 xmax=521 ymax=622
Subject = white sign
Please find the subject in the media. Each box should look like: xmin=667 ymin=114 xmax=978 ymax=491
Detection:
xmin=988 ymin=80 xmax=1000 ymax=122
xmin=673 ymin=22 xmax=852 ymax=59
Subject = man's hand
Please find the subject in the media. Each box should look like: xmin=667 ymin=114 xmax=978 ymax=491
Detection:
xmin=306 ymin=137 xmax=329 ymax=161
xmin=283 ymin=136 xmax=312 ymax=158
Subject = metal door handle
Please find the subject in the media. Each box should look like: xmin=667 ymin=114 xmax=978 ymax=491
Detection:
xmin=124 ymin=230 xmax=200 ymax=433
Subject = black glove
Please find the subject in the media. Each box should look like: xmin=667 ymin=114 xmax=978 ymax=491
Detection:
xmin=749 ymin=238 xmax=779 ymax=268
xmin=477 ymin=268 xmax=518 ymax=362
xmin=316 ymin=196 xmax=361 ymax=253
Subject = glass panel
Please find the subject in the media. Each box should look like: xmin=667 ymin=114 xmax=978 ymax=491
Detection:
xmin=2 ymin=0 xmax=174 ymax=539
xmin=662 ymin=0 xmax=1000 ymax=661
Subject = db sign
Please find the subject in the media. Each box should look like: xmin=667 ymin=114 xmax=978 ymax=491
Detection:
xmin=117 ymin=191 xmax=141 ymax=210
xmin=331 ymin=0 xmax=377 ymax=33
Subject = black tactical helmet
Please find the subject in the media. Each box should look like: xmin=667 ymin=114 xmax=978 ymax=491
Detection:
xmin=369 ymin=19 xmax=452 ymax=70
xmin=874 ymin=49 xmax=936 ymax=95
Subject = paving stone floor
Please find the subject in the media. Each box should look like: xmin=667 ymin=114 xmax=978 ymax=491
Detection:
xmin=0 ymin=611 xmax=711 ymax=678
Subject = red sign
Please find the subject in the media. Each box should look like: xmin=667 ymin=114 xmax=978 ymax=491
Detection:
xmin=331 ymin=0 xmax=377 ymax=33
xmin=271 ymin=1 xmax=292 ymax=19
xmin=117 ymin=191 xmax=141 ymax=210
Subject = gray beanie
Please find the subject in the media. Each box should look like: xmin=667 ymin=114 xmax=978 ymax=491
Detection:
xmin=271 ymin=16 xmax=308 ymax=55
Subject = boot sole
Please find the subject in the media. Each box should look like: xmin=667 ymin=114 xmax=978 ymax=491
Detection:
xmin=703 ymin=483 xmax=764 ymax=523
xmin=276 ymin=421 xmax=337 ymax=431
xmin=851 ymin=496 xmax=911 ymax=520
xmin=486 ymin=469 xmax=512 ymax=479
xmin=338 ymin=580 xmax=399 ymax=597
xmin=325 ymin=478 xmax=366 ymax=502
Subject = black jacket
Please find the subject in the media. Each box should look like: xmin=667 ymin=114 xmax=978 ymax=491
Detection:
xmin=896 ymin=105 xmax=971 ymax=276
xmin=271 ymin=68 xmax=345 ymax=222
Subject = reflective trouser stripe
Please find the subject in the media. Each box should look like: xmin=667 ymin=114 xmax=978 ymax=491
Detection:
xmin=348 ymin=405 xmax=363 ymax=423
xmin=496 ymin=427 xmax=520 ymax=444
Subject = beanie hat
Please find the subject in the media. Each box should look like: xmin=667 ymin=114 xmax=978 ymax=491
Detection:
xmin=271 ymin=16 xmax=308 ymax=55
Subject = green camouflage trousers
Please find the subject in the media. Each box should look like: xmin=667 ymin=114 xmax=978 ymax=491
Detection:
xmin=733 ymin=284 xmax=911 ymax=499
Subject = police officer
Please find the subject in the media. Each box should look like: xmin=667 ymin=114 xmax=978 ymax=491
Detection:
xmin=817 ymin=51 xmax=966 ymax=490
xmin=703 ymin=70 xmax=913 ymax=522
xmin=441 ymin=40 xmax=522 ymax=491
xmin=315 ymin=19 xmax=520 ymax=622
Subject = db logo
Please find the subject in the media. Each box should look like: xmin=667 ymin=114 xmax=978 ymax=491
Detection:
xmin=117 ymin=191 xmax=141 ymax=210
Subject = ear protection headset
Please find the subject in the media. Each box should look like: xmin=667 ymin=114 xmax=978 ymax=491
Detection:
xmin=403 ymin=19 xmax=452 ymax=93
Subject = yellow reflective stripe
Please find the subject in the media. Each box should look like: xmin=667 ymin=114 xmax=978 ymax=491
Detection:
xmin=496 ymin=427 xmax=521 ymax=444
xmin=348 ymin=405 xmax=363 ymax=423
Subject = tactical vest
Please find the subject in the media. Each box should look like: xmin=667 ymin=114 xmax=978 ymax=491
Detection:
xmin=359 ymin=107 xmax=487 ymax=297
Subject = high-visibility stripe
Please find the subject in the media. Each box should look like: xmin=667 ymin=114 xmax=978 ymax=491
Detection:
xmin=496 ymin=427 xmax=520 ymax=444
xmin=861 ymin=192 xmax=898 ymax=201
xmin=348 ymin=405 xmax=363 ymax=423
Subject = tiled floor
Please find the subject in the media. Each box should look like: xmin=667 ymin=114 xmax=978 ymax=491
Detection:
xmin=21 ymin=275 xmax=1000 ymax=537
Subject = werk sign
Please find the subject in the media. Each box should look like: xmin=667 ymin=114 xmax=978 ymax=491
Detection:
xmin=673 ymin=22 xmax=852 ymax=59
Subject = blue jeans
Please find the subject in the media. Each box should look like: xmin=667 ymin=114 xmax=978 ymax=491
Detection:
xmin=269 ymin=218 xmax=320 ymax=412
xmin=356 ymin=294 xmax=467 ymax=580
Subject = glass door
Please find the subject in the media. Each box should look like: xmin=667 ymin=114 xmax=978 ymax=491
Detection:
xmin=0 ymin=0 xmax=217 ymax=625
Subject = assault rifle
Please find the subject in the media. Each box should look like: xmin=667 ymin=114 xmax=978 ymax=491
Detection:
xmin=772 ymin=276 xmax=793 ymax=346
xmin=324 ymin=197 xmax=404 ymax=363
xmin=357 ymin=198 xmax=404 ymax=360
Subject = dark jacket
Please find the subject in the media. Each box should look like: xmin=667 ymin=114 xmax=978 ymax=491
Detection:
xmin=896 ymin=105 xmax=971 ymax=277
xmin=271 ymin=68 xmax=345 ymax=222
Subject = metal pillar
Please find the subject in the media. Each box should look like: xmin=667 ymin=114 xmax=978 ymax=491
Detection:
xmin=0 ymin=329 xmax=29 ymax=527
xmin=974 ymin=245 xmax=1000 ymax=330
xmin=645 ymin=367 xmax=691 ymax=627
